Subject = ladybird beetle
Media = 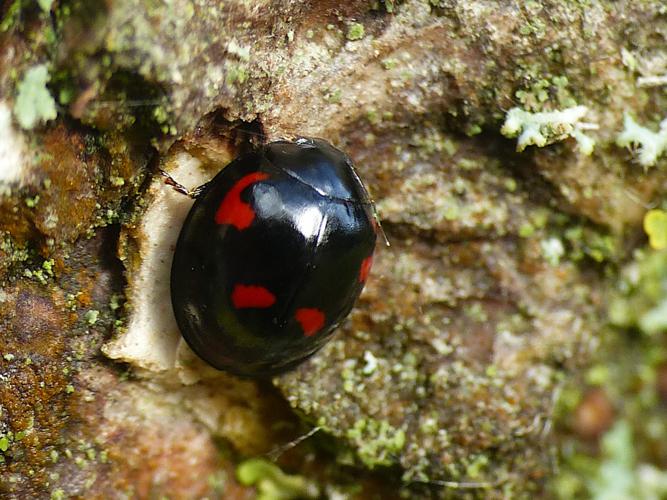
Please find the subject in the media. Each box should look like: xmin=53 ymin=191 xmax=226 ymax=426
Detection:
xmin=170 ymin=138 xmax=378 ymax=377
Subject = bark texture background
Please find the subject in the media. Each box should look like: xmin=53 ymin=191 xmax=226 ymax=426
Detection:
xmin=1 ymin=0 xmax=667 ymax=498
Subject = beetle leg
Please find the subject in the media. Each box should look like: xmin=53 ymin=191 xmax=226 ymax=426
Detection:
xmin=189 ymin=181 xmax=211 ymax=199
xmin=159 ymin=169 xmax=206 ymax=199
xmin=264 ymin=426 xmax=321 ymax=461
xmin=373 ymin=208 xmax=391 ymax=247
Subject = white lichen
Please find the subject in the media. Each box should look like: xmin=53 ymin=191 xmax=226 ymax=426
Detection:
xmin=37 ymin=0 xmax=53 ymax=11
xmin=0 ymin=101 xmax=28 ymax=188
xmin=616 ymin=114 xmax=667 ymax=168
xmin=227 ymin=39 xmax=251 ymax=61
xmin=541 ymin=237 xmax=565 ymax=266
xmin=362 ymin=350 xmax=378 ymax=375
xmin=637 ymin=74 xmax=667 ymax=87
xmin=13 ymin=64 xmax=57 ymax=130
xmin=501 ymin=105 xmax=597 ymax=155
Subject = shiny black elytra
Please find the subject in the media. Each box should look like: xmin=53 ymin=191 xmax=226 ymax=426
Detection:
xmin=170 ymin=138 xmax=378 ymax=377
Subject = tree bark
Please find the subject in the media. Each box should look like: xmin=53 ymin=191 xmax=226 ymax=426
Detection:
xmin=1 ymin=0 xmax=666 ymax=498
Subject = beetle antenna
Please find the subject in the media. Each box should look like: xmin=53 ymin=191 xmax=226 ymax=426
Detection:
xmin=344 ymin=160 xmax=390 ymax=247
xmin=265 ymin=426 xmax=322 ymax=461
xmin=373 ymin=208 xmax=390 ymax=247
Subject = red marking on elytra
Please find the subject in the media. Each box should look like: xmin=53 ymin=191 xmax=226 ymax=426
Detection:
xmin=295 ymin=308 xmax=325 ymax=337
xmin=359 ymin=255 xmax=373 ymax=282
xmin=231 ymin=284 xmax=276 ymax=309
xmin=215 ymin=172 xmax=270 ymax=229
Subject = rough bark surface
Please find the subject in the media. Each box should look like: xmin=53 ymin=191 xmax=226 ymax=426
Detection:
xmin=1 ymin=0 xmax=666 ymax=498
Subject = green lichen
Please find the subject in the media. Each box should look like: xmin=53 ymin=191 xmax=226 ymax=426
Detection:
xmin=347 ymin=23 xmax=365 ymax=41
xmin=518 ymin=208 xmax=550 ymax=239
xmin=519 ymin=223 xmax=535 ymax=238
xmin=465 ymin=302 xmax=489 ymax=322
xmin=563 ymin=225 xmax=617 ymax=263
xmin=515 ymin=76 xmax=577 ymax=112
xmin=236 ymin=458 xmax=318 ymax=500
xmin=25 ymin=195 xmax=40 ymax=208
xmin=465 ymin=123 xmax=482 ymax=136
xmin=589 ymin=421 xmax=636 ymax=498
xmin=0 ymin=0 xmax=21 ymax=32
xmin=465 ymin=454 xmax=490 ymax=479
xmin=14 ymin=65 xmax=58 ymax=130
xmin=381 ymin=0 xmax=397 ymax=13
xmin=109 ymin=294 xmax=122 ymax=311
xmin=381 ymin=58 xmax=399 ymax=70
xmin=609 ymin=248 xmax=667 ymax=334
xmin=365 ymin=108 xmax=380 ymax=125
xmin=84 ymin=310 xmax=99 ymax=325
xmin=0 ymin=435 xmax=10 ymax=452
xmin=109 ymin=176 xmax=125 ymax=187
xmin=554 ymin=230 xmax=667 ymax=495
xmin=50 ymin=489 xmax=65 ymax=500
xmin=324 ymin=88 xmax=342 ymax=104
xmin=42 ymin=259 xmax=55 ymax=277
xmin=23 ymin=264 xmax=52 ymax=285
xmin=518 ymin=17 xmax=546 ymax=38
xmin=345 ymin=419 xmax=406 ymax=468
xmin=555 ymin=421 xmax=667 ymax=499
xmin=620 ymin=48 xmax=638 ymax=72
xmin=38 ymin=0 xmax=54 ymax=12
xmin=207 ymin=470 xmax=227 ymax=493
xmin=225 ymin=64 xmax=249 ymax=86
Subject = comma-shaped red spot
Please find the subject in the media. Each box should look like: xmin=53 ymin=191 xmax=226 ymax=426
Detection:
xmin=295 ymin=308 xmax=325 ymax=337
xmin=359 ymin=255 xmax=373 ymax=282
xmin=231 ymin=284 xmax=276 ymax=309
xmin=215 ymin=172 xmax=270 ymax=229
